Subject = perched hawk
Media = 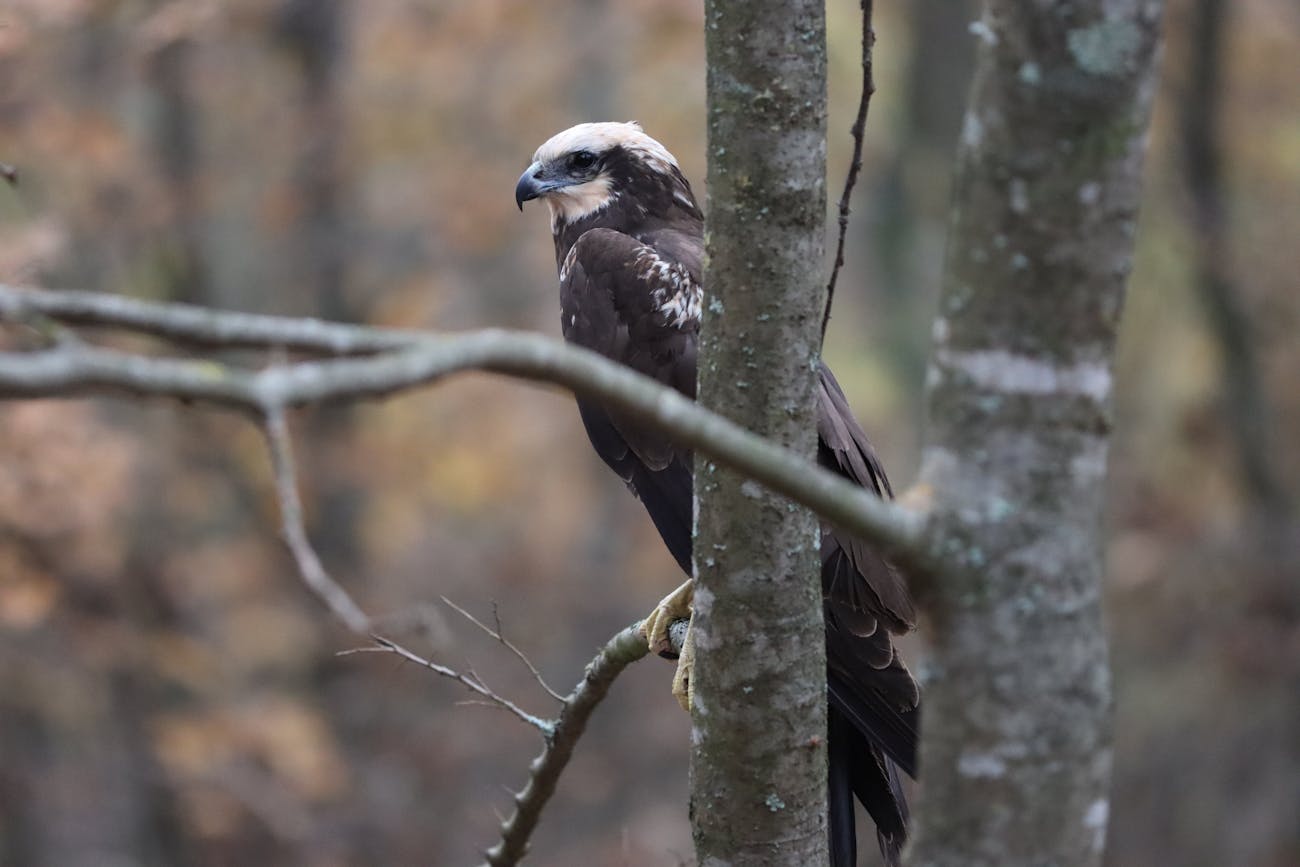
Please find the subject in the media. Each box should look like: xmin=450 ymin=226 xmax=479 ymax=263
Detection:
xmin=516 ymin=121 xmax=919 ymax=866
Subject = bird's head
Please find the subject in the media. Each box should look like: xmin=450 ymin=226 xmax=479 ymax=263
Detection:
xmin=515 ymin=121 xmax=693 ymax=230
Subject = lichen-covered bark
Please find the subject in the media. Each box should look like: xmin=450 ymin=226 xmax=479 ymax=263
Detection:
xmin=911 ymin=3 xmax=1164 ymax=866
xmin=692 ymin=1 xmax=829 ymax=864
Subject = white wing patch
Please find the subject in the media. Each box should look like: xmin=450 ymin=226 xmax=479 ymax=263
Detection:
xmin=633 ymin=247 xmax=702 ymax=329
xmin=559 ymin=243 xmax=580 ymax=283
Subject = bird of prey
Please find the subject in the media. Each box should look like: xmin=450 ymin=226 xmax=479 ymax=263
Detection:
xmin=516 ymin=121 xmax=919 ymax=867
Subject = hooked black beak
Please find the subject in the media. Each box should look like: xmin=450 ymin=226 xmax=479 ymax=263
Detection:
xmin=515 ymin=163 xmax=544 ymax=211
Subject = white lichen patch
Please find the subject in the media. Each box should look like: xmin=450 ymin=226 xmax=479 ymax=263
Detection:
xmin=1009 ymin=178 xmax=1029 ymax=214
xmin=957 ymin=751 xmax=1007 ymax=779
xmin=1084 ymin=798 xmax=1110 ymax=853
xmin=764 ymin=792 xmax=786 ymax=812
xmin=1070 ymin=435 xmax=1109 ymax=482
xmin=961 ymin=112 xmax=984 ymax=150
xmin=931 ymin=316 xmax=951 ymax=343
xmin=938 ymin=348 xmax=1112 ymax=402
xmin=1068 ymin=20 xmax=1141 ymax=76
xmin=968 ymin=19 xmax=998 ymax=46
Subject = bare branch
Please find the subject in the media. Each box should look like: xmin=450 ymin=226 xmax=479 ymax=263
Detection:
xmin=0 ymin=283 xmax=409 ymax=354
xmin=0 ymin=285 xmax=929 ymax=573
xmin=442 ymin=596 xmax=565 ymax=703
xmin=344 ymin=637 xmax=554 ymax=735
xmin=0 ymin=284 xmax=733 ymax=863
xmin=0 ymin=289 xmax=703 ymax=863
xmin=350 ymin=619 xmax=684 ymax=866
xmin=483 ymin=623 xmax=655 ymax=867
xmin=822 ymin=0 xmax=876 ymax=340
xmin=263 ymin=402 xmax=371 ymax=633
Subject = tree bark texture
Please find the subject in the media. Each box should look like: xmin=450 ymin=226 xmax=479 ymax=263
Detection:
xmin=692 ymin=1 xmax=829 ymax=864
xmin=912 ymin=3 xmax=1163 ymax=866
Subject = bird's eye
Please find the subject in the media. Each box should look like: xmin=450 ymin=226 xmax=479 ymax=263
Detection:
xmin=569 ymin=150 xmax=597 ymax=171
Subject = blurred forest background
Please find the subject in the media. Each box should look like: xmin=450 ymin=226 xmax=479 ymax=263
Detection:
xmin=1 ymin=1 xmax=1297 ymax=865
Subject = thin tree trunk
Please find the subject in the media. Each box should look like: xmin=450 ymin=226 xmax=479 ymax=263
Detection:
xmin=911 ymin=3 xmax=1164 ymax=865
xmin=1179 ymin=0 xmax=1292 ymax=519
xmin=145 ymin=33 xmax=209 ymax=305
xmin=691 ymin=1 xmax=830 ymax=863
xmin=874 ymin=0 xmax=977 ymax=432
xmin=274 ymin=0 xmax=352 ymax=321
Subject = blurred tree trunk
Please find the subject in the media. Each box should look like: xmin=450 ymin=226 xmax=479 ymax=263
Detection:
xmin=570 ymin=0 xmax=617 ymax=122
xmin=1178 ymin=0 xmax=1292 ymax=520
xmin=274 ymin=0 xmax=353 ymax=322
xmin=874 ymin=0 xmax=977 ymax=434
xmin=692 ymin=0 xmax=830 ymax=863
xmin=912 ymin=2 xmax=1163 ymax=865
xmin=146 ymin=32 xmax=209 ymax=305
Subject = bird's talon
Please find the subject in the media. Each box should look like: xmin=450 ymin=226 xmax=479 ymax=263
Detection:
xmin=670 ymin=621 xmax=695 ymax=711
xmin=641 ymin=578 xmax=694 ymax=659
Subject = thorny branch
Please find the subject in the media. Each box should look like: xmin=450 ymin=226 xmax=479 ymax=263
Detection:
xmin=443 ymin=596 xmax=567 ymax=703
xmin=822 ymin=0 xmax=876 ymax=341
xmin=0 ymin=284 xmax=930 ymax=571
xmin=482 ymin=624 xmax=657 ymax=867
xmin=0 ymin=282 xmax=895 ymax=864
xmin=262 ymin=375 xmax=683 ymax=864
xmin=343 ymin=638 xmax=556 ymax=735
xmin=1 ymin=282 xmax=692 ymax=865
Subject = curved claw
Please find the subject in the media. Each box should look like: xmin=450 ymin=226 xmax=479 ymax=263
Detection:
xmin=640 ymin=579 xmax=694 ymax=659
xmin=670 ymin=617 xmax=695 ymax=711
xmin=639 ymin=579 xmax=696 ymax=711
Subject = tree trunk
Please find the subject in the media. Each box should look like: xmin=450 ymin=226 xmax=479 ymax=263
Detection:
xmin=145 ymin=31 xmax=209 ymax=305
xmin=911 ymin=2 xmax=1164 ymax=865
xmin=691 ymin=1 xmax=830 ymax=864
xmin=1179 ymin=0 xmax=1292 ymax=519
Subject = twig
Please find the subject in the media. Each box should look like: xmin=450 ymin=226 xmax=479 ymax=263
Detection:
xmin=0 ymin=288 xmax=754 ymax=863
xmin=482 ymin=623 xmax=655 ymax=867
xmin=346 ymin=636 xmax=554 ymax=735
xmin=0 ymin=290 xmax=709 ymax=862
xmin=442 ymin=596 xmax=565 ymax=703
xmin=0 ymin=285 xmax=929 ymax=572
xmin=347 ymin=620 xmax=686 ymax=866
xmin=822 ymin=0 xmax=876 ymax=341
xmin=262 ymin=402 xmax=370 ymax=633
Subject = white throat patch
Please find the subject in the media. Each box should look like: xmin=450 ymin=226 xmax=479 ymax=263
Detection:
xmin=546 ymin=176 xmax=616 ymax=230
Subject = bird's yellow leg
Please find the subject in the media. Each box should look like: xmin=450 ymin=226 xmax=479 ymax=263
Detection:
xmin=639 ymin=578 xmax=696 ymax=711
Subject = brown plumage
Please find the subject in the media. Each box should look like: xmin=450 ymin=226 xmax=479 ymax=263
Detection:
xmin=517 ymin=121 xmax=919 ymax=866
